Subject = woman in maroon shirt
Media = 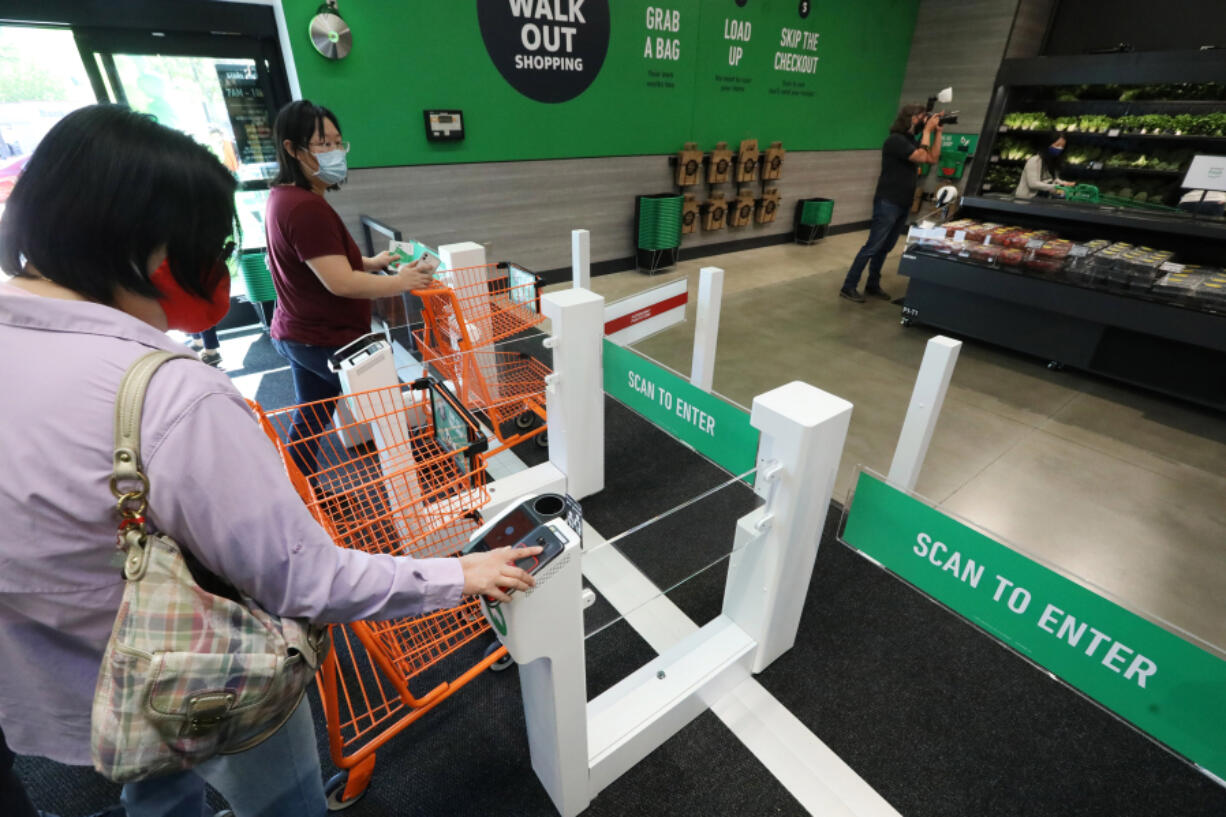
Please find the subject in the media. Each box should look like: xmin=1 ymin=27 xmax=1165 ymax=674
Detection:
xmin=265 ymin=100 xmax=430 ymax=472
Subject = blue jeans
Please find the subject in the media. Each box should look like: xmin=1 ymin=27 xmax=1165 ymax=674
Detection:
xmin=271 ymin=337 xmax=343 ymax=475
xmin=191 ymin=329 xmax=219 ymax=351
xmin=843 ymin=196 xmax=910 ymax=292
xmin=121 ymin=698 xmax=325 ymax=817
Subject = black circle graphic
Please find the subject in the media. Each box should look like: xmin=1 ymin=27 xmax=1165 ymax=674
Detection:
xmin=765 ymin=201 xmax=777 ymax=214
xmin=716 ymin=158 xmax=730 ymax=175
xmin=739 ymin=204 xmax=752 ymax=219
xmin=770 ymin=156 xmax=782 ymax=171
xmin=684 ymin=159 xmax=699 ymax=176
xmin=798 ymin=1 xmax=811 ymax=19
xmin=735 ymin=0 xmax=748 ymax=7
xmin=477 ymin=0 xmax=611 ymax=104
xmin=712 ymin=206 xmax=726 ymax=220
xmin=683 ymin=211 xmax=696 ymax=226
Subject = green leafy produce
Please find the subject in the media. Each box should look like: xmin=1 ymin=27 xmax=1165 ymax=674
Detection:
xmin=982 ymin=165 xmax=1021 ymax=192
xmin=993 ymin=136 xmax=1036 ymax=161
xmin=1003 ymin=111 xmax=1053 ymax=131
xmin=1077 ymin=84 xmax=1123 ymax=100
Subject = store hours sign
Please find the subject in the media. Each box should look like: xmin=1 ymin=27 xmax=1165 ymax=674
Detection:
xmin=477 ymin=0 xmax=611 ymax=103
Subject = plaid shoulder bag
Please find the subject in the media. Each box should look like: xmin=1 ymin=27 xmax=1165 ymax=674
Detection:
xmin=91 ymin=350 xmax=328 ymax=782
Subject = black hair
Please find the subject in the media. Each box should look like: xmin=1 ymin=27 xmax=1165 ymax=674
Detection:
xmin=0 ymin=104 xmax=237 ymax=305
xmin=1040 ymin=131 xmax=1065 ymax=179
xmin=890 ymin=103 xmax=927 ymax=135
xmin=272 ymin=100 xmax=343 ymax=191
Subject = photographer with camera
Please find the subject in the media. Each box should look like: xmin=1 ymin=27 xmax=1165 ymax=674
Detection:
xmin=839 ymin=103 xmax=946 ymax=303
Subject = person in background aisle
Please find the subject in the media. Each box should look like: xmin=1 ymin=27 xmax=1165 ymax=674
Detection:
xmin=191 ymin=326 xmax=223 ymax=367
xmin=265 ymin=100 xmax=431 ymax=474
xmin=840 ymin=103 xmax=943 ymax=304
xmin=0 ymin=103 xmax=540 ymax=817
xmin=1014 ymin=133 xmax=1074 ymax=199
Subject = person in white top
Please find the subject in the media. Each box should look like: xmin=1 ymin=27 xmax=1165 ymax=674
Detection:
xmin=1014 ymin=133 xmax=1075 ymax=198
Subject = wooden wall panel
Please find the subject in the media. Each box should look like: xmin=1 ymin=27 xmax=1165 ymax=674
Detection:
xmin=329 ymin=150 xmax=881 ymax=272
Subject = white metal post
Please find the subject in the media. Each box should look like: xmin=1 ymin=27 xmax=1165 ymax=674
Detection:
xmin=722 ymin=381 xmax=853 ymax=673
xmin=886 ymin=335 xmax=961 ymax=493
xmin=482 ymin=535 xmax=589 ymax=817
xmin=689 ymin=266 xmax=724 ymax=392
xmin=542 ymin=289 xmax=605 ymax=500
xmin=571 ymin=229 xmax=591 ymax=290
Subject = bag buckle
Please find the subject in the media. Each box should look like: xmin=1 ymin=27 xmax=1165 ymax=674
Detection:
xmin=184 ymin=692 xmax=236 ymax=736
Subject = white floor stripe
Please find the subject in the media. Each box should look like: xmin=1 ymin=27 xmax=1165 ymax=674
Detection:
xmin=580 ymin=538 xmax=901 ymax=817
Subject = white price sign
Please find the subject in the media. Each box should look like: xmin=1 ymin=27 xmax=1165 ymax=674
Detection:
xmin=1182 ymin=155 xmax=1226 ymax=192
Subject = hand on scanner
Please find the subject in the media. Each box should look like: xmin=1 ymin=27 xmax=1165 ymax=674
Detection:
xmin=460 ymin=545 xmax=542 ymax=603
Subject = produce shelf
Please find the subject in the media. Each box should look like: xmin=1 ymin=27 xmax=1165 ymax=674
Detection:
xmin=961 ymin=196 xmax=1226 ymax=241
xmin=1064 ymin=166 xmax=1184 ymax=177
xmin=899 ymin=250 xmax=1226 ymax=412
xmin=999 ymin=128 xmax=1226 ymax=142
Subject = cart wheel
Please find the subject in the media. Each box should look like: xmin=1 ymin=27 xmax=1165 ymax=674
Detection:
xmin=535 ymin=431 xmax=548 ymax=449
xmin=515 ymin=411 xmax=536 ymax=430
xmin=900 ymin=316 xmax=913 ymax=327
xmin=324 ymin=771 xmax=367 ymax=811
xmin=485 ymin=641 xmax=514 ymax=673
xmin=1047 ymin=360 xmax=1065 ymax=371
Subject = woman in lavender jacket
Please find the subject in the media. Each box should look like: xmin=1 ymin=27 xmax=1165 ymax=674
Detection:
xmin=0 ymin=105 xmax=537 ymax=817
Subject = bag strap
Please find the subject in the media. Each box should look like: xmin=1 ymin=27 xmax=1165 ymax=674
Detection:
xmin=110 ymin=350 xmax=193 ymax=579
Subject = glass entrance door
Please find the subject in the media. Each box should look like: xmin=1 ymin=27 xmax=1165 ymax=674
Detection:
xmin=0 ymin=25 xmax=97 ymax=217
xmin=75 ymin=29 xmax=288 ymax=296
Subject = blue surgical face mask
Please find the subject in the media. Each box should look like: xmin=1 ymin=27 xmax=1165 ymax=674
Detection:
xmin=1048 ymin=146 xmax=1064 ymax=156
xmin=312 ymin=149 xmax=348 ymax=185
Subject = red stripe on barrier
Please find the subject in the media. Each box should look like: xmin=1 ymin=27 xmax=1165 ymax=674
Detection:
xmin=604 ymin=292 xmax=688 ymax=335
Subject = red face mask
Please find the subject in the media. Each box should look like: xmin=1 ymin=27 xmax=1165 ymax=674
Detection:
xmin=150 ymin=259 xmax=231 ymax=332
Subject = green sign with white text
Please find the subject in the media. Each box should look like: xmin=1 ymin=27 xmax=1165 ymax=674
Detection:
xmin=285 ymin=0 xmax=919 ymax=167
xmin=841 ymin=470 xmax=1226 ymax=781
xmin=603 ymin=340 xmax=758 ymax=483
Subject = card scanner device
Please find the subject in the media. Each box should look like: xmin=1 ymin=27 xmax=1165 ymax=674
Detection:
xmin=462 ymin=493 xmax=582 ymax=604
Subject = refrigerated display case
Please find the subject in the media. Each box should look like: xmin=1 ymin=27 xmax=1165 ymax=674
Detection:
xmin=899 ymin=48 xmax=1226 ymax=411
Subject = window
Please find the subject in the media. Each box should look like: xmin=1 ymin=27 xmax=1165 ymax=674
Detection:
xmin=0 ymin=26 xmax=95 ymax=211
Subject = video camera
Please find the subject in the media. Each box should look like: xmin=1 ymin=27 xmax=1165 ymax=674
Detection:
xmin=925 ymin=87 xmax=959 ymax=127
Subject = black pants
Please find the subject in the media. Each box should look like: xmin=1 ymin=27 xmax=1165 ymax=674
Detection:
xmin=0 ymin=725 xmax=38 ymax=817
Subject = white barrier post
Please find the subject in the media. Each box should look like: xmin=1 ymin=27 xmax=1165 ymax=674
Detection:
xmin=887 ymin=335 xmax=962 ymax=493
xmin=722 ymin=382 xmax=853 ymax=672
xmin=571 ymin=229 xmax=591 ymax=290
xmin=484 ymin=533 xmax=589 ymax=817
xmin=541 ymin=288 xmax=605 ymax=500
xmin=689 ymin=266 xmax=724 ymax=392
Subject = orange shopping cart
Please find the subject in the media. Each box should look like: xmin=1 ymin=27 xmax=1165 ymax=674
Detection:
xmin=412 ymin=262 xmax=552 ymax=451
xmin=251 ymin=378 xmax=511 ymax=809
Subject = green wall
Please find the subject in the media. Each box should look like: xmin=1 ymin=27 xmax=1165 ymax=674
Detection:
xmin=286 ymin=0 xmax=919 ymax=168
